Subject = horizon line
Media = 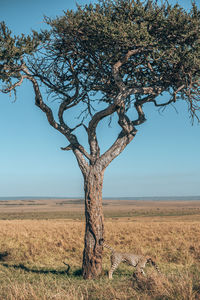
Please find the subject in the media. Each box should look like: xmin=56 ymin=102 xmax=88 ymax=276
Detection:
xmin=0 ymin=195 xmax=200 ymax=200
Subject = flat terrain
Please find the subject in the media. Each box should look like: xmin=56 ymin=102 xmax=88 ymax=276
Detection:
xmin=1 ymin=197 xmax=200 ymax=221
xmin=0 ymin=198 xmax=200 ymax=299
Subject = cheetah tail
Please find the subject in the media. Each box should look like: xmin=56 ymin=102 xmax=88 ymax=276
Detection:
xmin=147 ymin=257 xmax=160 ymax=273
xmin=63 ymin=262 xmax=70 ymax=274
xmin=99 ymin=239 xmax=115 ymax=253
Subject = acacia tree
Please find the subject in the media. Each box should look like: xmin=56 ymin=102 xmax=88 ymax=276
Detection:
xmin=0 ymin=0 xmax=200 ymax=279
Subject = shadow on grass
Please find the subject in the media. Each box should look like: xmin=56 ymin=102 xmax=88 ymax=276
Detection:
xmin=72 ymin=268 xmax=82 ymax=277
xmin=0 ymin=251 xmax=9 ymax=261
xmin=1 ymin=263 xmax=84 ymax=277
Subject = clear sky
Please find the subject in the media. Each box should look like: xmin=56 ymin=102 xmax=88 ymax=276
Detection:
xmin=0 ymin=0 xmax=199 ymax=198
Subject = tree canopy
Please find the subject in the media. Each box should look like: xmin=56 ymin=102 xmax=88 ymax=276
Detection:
xmin=1 ymin=0 xmax=200 ymax=126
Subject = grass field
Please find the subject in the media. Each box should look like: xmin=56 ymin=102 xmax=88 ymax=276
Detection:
xmin=0 ymin=199 xmax=200 ymax=299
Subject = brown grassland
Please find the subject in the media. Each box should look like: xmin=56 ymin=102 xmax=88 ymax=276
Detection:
xmin=0 ymin=198 xmax=200 ymax=300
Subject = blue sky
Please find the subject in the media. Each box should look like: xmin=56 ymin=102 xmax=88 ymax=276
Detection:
xmin=0 ymin=0 xmax=199 ymax=198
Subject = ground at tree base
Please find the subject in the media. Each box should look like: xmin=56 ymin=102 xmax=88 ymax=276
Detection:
xmin=0 ymin=199 xmax=200 ymax=299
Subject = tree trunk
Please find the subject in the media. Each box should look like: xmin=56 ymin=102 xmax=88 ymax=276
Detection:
xmin=82 ymin=165 xmax=104 ymax=279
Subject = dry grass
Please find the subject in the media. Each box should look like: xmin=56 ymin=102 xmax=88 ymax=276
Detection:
xmin=0 ymin=200 xmax=200 ymax=299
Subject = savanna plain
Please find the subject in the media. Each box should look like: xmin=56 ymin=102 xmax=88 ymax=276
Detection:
xmin=0 ymin=198 xmax=200 ymax=300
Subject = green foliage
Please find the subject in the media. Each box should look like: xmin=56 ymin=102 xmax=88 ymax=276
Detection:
xmin=0 ymin=22 xmax=47 ymax=84
xmin=48 ymin=2 xmax=199 ymax=77
xmin=35 ymin=0 xmax=200 ymax=115
xmin=0 ymin=0 xmax=200 ymax=120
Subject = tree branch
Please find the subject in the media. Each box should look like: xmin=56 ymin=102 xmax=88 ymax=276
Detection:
xmin=21 ymin=65 xmax=91 ymax=162
xmin=24 ymin=71 xmax=62 ymax=131
xmin=58 ymin=77 xmax=82 ymax=126
xmin=87 ymin=90 xmax=132 ymax=163
xmin=99 ymin=129 xmax=137 ymax=170
xmin=132 ymin=101 xmax=147 ymax=126
xmin=151 ymin=85 xmax=185 ymax=107
xmin=0 ymin=74 xmax=28 ymax=94
xmin=130 ymin=86 xmax=163 ymax=95
xmin=61 ymin=144 xmax=73 ymax=151
xmin=99 ymin=109 xmax=137 ymax=169
xmin=73 ymin=148 xmax=89 ymax=177
xmin=112 ymin=49 xmax=143 ymax=91
xmin=87 ymin=103 xmax=117 ymax=164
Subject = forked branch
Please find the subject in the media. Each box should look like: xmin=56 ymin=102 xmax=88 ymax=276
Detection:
xmin=99 ymin=107 xmax=137 ymax=169
xmin=113 ymin=49 xmax=143 ymax=91
xmin=0 ymin=74 xmax=28 ymax=94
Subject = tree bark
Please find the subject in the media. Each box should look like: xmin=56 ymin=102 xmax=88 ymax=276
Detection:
xmin=82 ymin=165 xmax=104 ymax=279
